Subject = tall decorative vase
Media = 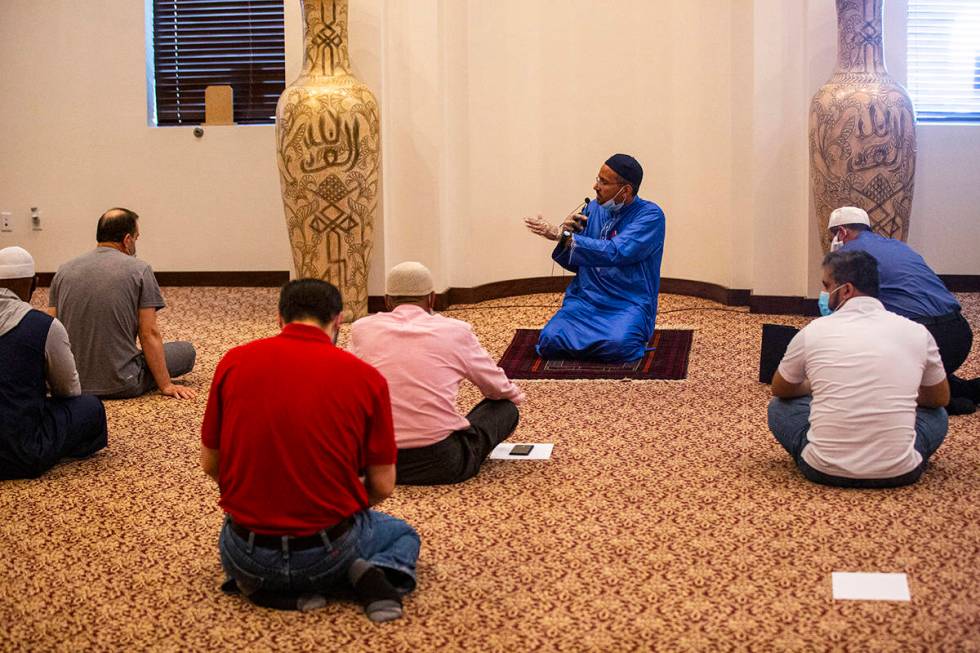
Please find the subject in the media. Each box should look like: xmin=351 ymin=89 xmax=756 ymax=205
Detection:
xmin=809 ymin=0 xmax=916 ymax=253
xmin=276 ymin=0 xmax=380 ymax=321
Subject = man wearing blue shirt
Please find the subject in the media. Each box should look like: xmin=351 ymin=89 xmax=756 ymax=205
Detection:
xmin=829 ymin=206 xmax=978 ymax=415
xmin=524 ymin=154 xmax=666 ymax=362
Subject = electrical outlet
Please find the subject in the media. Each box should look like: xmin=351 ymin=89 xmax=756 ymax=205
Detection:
xmin=1 ymin=211 xmax=11 ymax=232
xmin=31 ymin=207 xmax=41 ymax=231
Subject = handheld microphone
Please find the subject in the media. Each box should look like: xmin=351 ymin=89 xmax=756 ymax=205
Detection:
xmin=562 ymin=197 xmax=591 ymax=239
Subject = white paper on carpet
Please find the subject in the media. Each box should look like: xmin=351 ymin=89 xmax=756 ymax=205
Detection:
xmin=489 ymin=443 xmax=554 ymax=460
xmin=831 ymin=572 xmax=910 ymax=601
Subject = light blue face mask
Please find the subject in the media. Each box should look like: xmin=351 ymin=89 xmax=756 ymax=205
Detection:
xmin=600 ymin=185 xmax=627 ymax=212
xmin=818 ymin=284 xmax=846 ymax=316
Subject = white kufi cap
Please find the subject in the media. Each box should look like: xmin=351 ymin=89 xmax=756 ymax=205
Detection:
xmin=0 ymin=246 xmax=35 ymax=280
xmin=828 ymin=206 xmax=870 ymax=229
xmin=386 ymin=261 xmax=434 ymax=296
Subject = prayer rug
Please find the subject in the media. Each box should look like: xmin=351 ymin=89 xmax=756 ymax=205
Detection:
xmin=498 ymin=328 xmax=693 ymax=380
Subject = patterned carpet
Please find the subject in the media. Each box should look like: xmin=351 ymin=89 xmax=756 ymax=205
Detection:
xmin=1 ymin=289 xmax=978 ymax=651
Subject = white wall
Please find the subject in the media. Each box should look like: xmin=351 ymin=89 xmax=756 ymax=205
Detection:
xmin=0 ymin=0 xmax=977 ymax=297
xmin=0 ymin=1 xmax=290 ymax=275
xmin=745 ymin=0 xmax=812 ymax=297
xmin=913 ymin=124 xmax=980 ymax=274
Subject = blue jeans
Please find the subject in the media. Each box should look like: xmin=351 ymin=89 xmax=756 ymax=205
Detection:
xmin=219 ymin=510 xmax=420 ymax=601
xmin=767 ymin=396 xmax=948 ymax=488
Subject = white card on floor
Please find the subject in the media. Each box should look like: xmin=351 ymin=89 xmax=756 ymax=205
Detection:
xmin=832 ymin=572 xmax=910 ymax=601
xmin=489 ymin=443 xmax=553 ymax=460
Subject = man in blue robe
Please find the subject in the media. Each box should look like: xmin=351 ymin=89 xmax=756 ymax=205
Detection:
xmin=524 ymin=154 xmax=665 ymax=362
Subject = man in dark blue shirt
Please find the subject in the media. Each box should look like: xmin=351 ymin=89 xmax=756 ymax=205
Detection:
xmin=830 ymin=206 xmax=978 ymax=415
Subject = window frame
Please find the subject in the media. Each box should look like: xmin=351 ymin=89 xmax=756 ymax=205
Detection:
xmin=146 ymin=0 xmax=286 ymax=127
xmin=907 ymin=0 xmax=980 ymax=125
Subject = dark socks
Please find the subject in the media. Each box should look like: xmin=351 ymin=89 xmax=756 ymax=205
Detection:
xmin=348 ymin=559 xmax=403 ymax=622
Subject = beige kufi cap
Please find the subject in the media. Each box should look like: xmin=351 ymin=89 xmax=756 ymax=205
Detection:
xmin=0 ymin=246 xmax=35 ymax=279
xmin=386 ymin=261 xmax=434 ymax=296
xmin=828 ymin=206 xmax=870 ymax=229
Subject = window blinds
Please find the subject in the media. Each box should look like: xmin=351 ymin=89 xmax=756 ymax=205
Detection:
xmin=152 ymin=0 xmax=286 ymax=126
xmin=908 ymin=0 xmax=980 ymax=123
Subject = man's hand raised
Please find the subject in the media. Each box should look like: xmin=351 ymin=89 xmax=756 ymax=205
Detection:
xmin=524 ymin=214 xmax=560 ymax=241
xmin=160 ymin=383 xmax=197 ymax=400
xmin=561 ymin=212 xmax=587 ymax=235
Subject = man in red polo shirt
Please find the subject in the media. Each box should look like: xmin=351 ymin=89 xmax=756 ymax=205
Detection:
xmin=201 ymin=279 xmax=419 ymax=622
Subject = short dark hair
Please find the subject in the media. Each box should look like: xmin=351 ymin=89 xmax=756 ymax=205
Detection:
xmin=822 ymin=250 xmax=879 ymax=297
xmin=278 ymin=279 xmax=343 ymax=325
xmin=96 ymin=208 xmax=139 ymax=243
xmin=841 ymin=223 xmax=871 ymax=232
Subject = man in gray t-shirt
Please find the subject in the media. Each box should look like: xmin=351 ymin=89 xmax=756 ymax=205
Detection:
xmin=48 ymin=208 xmax=196 ymax=399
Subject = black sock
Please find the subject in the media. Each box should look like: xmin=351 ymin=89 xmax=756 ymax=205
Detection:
xmin=349 ymin=560 xmax=403 ymax=622
xmin=351 ymin=565 xmax=401 ymax=605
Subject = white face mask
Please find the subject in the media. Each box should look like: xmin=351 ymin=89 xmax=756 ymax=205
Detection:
xmin=600 ymin=185 xmax=626 ymax=212
xmin=830 ymin=228 xmax=844 ymax=252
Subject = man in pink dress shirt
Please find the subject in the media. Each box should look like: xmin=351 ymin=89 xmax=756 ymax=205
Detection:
xmin=350 ymin=262 xmax=525 ymax=485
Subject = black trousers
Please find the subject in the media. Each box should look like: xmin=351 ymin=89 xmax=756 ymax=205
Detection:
xmin=396 ymin=399 xmax=520 ymax=486
xmin=0 ymin=395 xmax=108 ymax=480
xmin=920 ymin=313 xmax=976 ymax=401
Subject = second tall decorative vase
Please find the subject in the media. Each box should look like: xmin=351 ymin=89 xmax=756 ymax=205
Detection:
xmin=276 ymin=0 xmax=380 ymax=321
xmin=809 ymin=0 xmax=916 ymax=253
